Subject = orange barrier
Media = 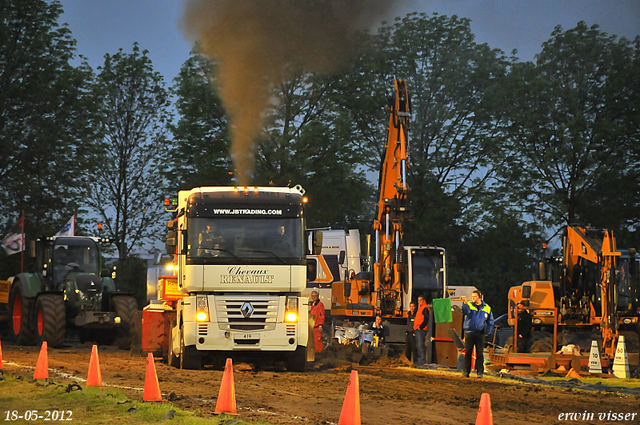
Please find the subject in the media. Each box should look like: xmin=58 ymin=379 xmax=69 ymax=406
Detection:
xmin=215 ymin=358 xmax=237 ymax=414
xmin=475 ymin=393 xmax=493 ymax=425
xmin=86 ymin=345 xmax=102 ymax=387
xmin=33 ymin=341 xmax=49 ymax=380
xmin=338 ymin=370 xmax=361 ymax=425
xmin=143 ymin=353 xmax=162 ymax=401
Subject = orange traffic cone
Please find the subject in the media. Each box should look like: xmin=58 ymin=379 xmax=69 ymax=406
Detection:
xmin=86 ymin=345 xmax=102 ymax=387
xmin=338 ymin=370 xmax=361 ymax=425
xmin=475 ymin=393 xmax=493 ymax=425
xmin=143 ymin=353 xmax=162 ymax=402
xmin=215 ymin=358 xmax=237 ymax=414
xmin=33 ymin=341 xmax=49 ymax=380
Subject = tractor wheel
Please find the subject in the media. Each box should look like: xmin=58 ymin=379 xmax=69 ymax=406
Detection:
xmin=35 ymin=294 xmax=66 ymax=348
xmin=112 ymin=296 xmax=138 ymax=350
xmin=8 ymin=282 xmax=35 ymax=345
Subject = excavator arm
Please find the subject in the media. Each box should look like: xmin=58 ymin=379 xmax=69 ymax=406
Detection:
xmin=372 ymin=79 xmax=412 ymax=316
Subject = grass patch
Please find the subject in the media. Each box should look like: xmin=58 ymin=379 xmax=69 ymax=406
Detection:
xmin=0 ymin=373 xmax=265 ymax=424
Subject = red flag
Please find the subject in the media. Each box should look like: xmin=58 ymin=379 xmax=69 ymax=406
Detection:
xmin=1 ymin=216 xmax=24 ymax=255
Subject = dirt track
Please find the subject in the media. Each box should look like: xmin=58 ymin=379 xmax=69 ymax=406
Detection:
xmin=2 ymin=343 xmax=640 ymax=424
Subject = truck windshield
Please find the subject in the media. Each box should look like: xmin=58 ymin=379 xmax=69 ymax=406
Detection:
xmin=187 ymin=218 xmax=305 ymax=263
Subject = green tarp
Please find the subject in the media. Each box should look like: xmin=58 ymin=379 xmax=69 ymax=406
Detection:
xmin=432 ymin=298 xmax=452 ymax=323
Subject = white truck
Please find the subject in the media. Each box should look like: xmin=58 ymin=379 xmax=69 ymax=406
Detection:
xmin=305 ymin=229 xmax=363 ymax=308
xmin=164 ymin=185 xmax=319 ymax=371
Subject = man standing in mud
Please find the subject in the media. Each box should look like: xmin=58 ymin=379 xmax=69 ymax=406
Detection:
xmin=461 ymin=290 xmax=494 ymax=378
xmin=310 ymin=291 xmax=325 ymax=353
xmin=405 ymin=302 xmax=417 ymax=362
xmin=413 ymin=296 xmax=429 ymax=368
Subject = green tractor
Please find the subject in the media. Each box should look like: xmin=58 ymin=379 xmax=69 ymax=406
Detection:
xmin=6 ymin=236 xmax=138 ymax=349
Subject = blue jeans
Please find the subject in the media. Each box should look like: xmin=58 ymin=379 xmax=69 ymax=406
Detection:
xmin=415 ymin=329 xmax=427 ymax=366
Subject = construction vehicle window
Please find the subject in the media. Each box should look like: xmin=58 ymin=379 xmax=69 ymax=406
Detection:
xmin=307 ymin=259 xmax=317 ymax=282
xmin=411 ymin=252 xmax=443 ymax=291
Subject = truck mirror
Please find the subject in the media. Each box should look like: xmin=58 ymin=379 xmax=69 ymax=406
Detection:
xmin=338 ymin=250 xmax=346 ymax=265
xmin=29 ymin=240 xmax=36 ymax=258
xmin=522 ymin=285 xmax=532 ymax=299
xmin=313 ymin=231 xmax=323 ymax=255
xmin=166 ymin=230 xmax=177 ymax=254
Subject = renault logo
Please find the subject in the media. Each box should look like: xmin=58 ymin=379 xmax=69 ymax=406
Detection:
xmin=241 ymin=302 xmax=254 ymax=318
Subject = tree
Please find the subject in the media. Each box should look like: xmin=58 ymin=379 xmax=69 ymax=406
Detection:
xmin=495 ymin=22 xmax=640 ymax=245
xmin=0 ymin=0 xmax=96 ymax=239
xmin=87 ymin=43 xmax=171 ymax=260
xmin=170 ymin=50 xmax=232 ymax=190
xmin=254 ymin=71 xmax=374 ymax=228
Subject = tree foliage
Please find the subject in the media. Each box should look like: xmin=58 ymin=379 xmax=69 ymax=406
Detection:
xmin=0 ymin=0 xmax=96 ymax=237
xmin=495 ymin=22 xmax=640 ymax=246
xmin=254 ymin=71 xmax=374 ymax=228
xmin=87 ymin=44 xmax=171 ymax=260
xmin=169 ymin=50 xmax=232 ymax=190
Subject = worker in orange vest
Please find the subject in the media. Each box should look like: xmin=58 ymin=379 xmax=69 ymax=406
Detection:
xmin=413 ymin=295 xmax=430 ymax=368
xmin=310 ymin=291 xmax=325 ymax=353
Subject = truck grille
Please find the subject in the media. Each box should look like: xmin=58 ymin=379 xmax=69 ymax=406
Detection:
xmin=215 ymin=295 xmax=279 ymax=331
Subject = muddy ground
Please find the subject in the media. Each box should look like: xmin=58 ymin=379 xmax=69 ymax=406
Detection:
xmin=2 ymin=342 xmax=640 ymax=425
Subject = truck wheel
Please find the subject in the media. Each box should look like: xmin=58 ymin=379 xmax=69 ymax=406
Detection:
xmin=286 ymin=346 xmax=307 ymax=372
xmin=8 ymin=282 xmax=35 ymax=345
xmin=167 ymin=322 xmax=179 ymax=367
xmin=179 ymin=325 xmax=201 ymax=370
xmin=35 ymin=294 xmax=66 ymax=348
xmin=112 ymin=296 xmax=138 ymax=350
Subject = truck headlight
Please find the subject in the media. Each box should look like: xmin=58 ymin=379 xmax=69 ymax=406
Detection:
xmin=286 ymin=312 xmax=298 ymax=322
xmin=285 ymin=296 xmax=298 ymax=323
xmin=196 ymin=295 xmax=209 ymax=322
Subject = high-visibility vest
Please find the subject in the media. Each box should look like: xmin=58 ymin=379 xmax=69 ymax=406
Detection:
xmin=413 ymin=302 xmax=429 ymax=331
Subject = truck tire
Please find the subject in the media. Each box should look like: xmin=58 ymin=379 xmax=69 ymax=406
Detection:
xmin=167 ymin=321 xmax=178 ymax=368
xmin=8 ymin=282 xmax=35 ymax=345
xmin=179 ymin=325 xmax=201 ymax=370
xmin=286 ymin=346 xmax=307 ymax=372
xmin=35 ymin=294 xmax=66 ymax=348
xmin=112 ymin=296 xmax=138 ymax=350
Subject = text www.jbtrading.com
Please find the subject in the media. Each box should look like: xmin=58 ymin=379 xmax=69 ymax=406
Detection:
xmin=558 ymin=411 xmax=637 ymax=421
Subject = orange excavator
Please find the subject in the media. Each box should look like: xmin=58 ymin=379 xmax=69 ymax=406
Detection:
xmin=508 ymin=225 xmax=639 ymax=359
xmin=331 ymin=79 xmax=447 ymax=337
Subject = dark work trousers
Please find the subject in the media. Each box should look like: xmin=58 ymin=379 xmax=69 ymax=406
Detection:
xmin=405 ymin=331 xmax=417 ymax=362
xmin=517 ymin=335 xmax=530 ymax=353
xmin=464 ymin=331 xmax=485 ymax=375
xmin=415 ymin=329 xmax=427 ymax=366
